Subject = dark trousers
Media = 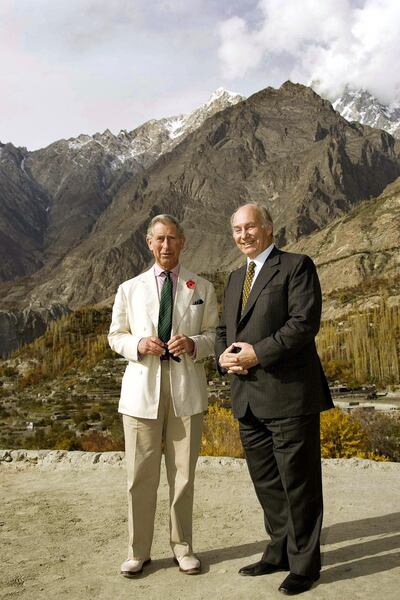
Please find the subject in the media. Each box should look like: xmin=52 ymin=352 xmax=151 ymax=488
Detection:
xmin=238 ymin=407 xmax=323 ymax=576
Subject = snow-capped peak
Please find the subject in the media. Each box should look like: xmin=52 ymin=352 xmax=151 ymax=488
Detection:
xmin=62 ymin=87 xmax=245 ymax=169
xmin=207 ymin=87 xmax=243 ymax=105
xmin=67 ymin=134 xmax=93 ymax=150
xmin=332 ymin=88 xmax=400 ymax=138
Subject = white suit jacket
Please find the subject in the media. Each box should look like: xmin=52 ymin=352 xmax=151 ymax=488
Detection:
xmin=108 ymin=265 xmax=218 ymax=418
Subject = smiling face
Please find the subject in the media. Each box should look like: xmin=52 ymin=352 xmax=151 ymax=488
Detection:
xmin=232 ymin=204 xmax=273 ymax=259
xmin=147 ymin=220 xmax=185 ymax=270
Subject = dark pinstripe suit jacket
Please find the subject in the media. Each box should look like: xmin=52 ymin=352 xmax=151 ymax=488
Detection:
xmin=215 ymin=247 xmax=333 ymax=419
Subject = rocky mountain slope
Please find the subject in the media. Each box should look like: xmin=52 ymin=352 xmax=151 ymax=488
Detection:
xmin=21 ymin=81 xmax=400 ymax=308
xmin=286 ymin=177 xmax=400 ymax=318
xmin=0 ymin=88 xmax=244 ymax=354
xmin=0 ymin=143 xmax=48 ymax=282
xmin=124 ymin=87 xmax=244 ymax=167
xmin=0 ymin=88 xmax=243 ymax=286
xmin=1 ymin=82 xmax=400 ymax=356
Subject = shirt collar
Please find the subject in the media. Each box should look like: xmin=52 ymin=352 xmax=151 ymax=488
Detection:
xmin=153 ymin=263 xmax=180 ymax=277
xmin=247 ymin=243 xmax=275 ymax=268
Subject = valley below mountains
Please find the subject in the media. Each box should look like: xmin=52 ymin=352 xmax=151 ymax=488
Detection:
xmin=1 ymin=81 xmax=400 ymax=356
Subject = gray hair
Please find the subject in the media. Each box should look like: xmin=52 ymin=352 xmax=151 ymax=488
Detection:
xmin=230 ymin=203 xmax=273 ymax=228
xmin=146 ymin=214 xmax=185 ymax=239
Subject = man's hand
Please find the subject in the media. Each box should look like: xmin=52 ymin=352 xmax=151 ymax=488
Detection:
xmin=219 ymin=342 xmax=259 ymax=374
xmin=138 ymin=336 xmax=166 ymax=356
xmin=167 ymin=334 xmax=194 ymax=357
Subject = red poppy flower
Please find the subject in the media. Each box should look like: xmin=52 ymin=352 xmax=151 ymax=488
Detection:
xmin=186 ymin=279 xmax=196 ymax=289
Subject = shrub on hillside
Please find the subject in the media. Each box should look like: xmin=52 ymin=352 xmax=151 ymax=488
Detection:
xmin=201 ymin=405 xmax=244 ymax=458
xmin=320 ymin=408 xmax=388 ymax=460
xmin=320 ymin=409 xmax=366 ymax=458
xmin=23 ymin=426 xmax=81 ymax=451
xmin=352 ymin=408 xmax=400 ymax=462
xmin=80 ymin=430 xmax=123 ymax=452
xmin=322 ymin=359 xmax=354 ymax=384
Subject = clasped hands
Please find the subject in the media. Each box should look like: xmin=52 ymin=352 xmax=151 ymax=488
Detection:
xmin=219 ymin=342 xmax=259 ymax=375
xmin=138 ymin=334 xmax=194 ymax=358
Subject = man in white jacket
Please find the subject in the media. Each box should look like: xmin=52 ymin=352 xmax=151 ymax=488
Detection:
xmin=108 ymin=214 xmax=218 ymax=577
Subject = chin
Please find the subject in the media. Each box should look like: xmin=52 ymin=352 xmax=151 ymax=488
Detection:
xmin=161 ymin=260 xmax=176 ymax=269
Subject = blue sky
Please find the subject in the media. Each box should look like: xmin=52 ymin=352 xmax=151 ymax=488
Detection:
xmin=1 ymin=0 xmax=399 ymax=150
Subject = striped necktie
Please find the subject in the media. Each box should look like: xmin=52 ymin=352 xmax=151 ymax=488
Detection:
xmin=158 ymin=271 xmax=173 ymax=342
xmin=241 ymin=261 xmax=256 ymax=315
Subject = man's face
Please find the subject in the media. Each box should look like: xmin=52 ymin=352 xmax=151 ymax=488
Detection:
xmin=147 ymin=221 xmax=185 ymax=270
xmin=232 ymin=205 xmax=273 ymax=259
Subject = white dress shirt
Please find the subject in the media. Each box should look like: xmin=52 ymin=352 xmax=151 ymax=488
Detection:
xmin=247 ymin=243 xmax=275 ymax=290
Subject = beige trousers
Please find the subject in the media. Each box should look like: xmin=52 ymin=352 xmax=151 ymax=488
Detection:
xmin=122 ymin=362 xmax=203 ymax=560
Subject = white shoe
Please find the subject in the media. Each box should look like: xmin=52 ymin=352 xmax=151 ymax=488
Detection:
xmin=174 ymin=554 xmax=201 ymax=574
xmin=120 ymin=558 xmax=151 ymax=577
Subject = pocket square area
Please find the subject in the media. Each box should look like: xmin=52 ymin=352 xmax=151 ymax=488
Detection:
xmin=192 ymin=299 xmax=204 ymax=305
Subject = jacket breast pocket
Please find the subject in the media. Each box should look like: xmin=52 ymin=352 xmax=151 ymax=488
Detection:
xmin=189 ymin=303 xmax=204 ymax=312
xmin=259 ymin=284 xmax=285 ymax=296
xmin=186 ymin=304 xmax=204 ymax=331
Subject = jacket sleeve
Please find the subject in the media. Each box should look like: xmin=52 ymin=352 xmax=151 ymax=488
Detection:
xmin=189 ymin=281 xmax=219 ymax=362
xmin=107 ymin=284 xmax=141 ymax=362
xmin=253 ymin=255 xmax=322 ymax=369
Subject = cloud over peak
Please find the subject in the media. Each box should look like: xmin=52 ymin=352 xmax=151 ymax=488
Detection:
xmin=218 ymin=0 xmax=400 ymax=103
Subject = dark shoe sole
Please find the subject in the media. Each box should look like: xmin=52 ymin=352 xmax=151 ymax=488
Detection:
xmin=278 ymin=573 xmax=320 ymax=595
xmin=239 ymin=563 xmax=290 ymax=577
xmin=121 ymin=558 xmax=151 ymax=578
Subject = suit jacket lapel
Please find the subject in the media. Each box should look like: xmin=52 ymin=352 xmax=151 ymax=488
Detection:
xmin=172 ymin=267 xmax=195 ymax=333
xmin=141 ymin=268 xmax=159 ymax=329
xmin=239 ymin=248 xmax=281 ymax=323
xmin=230 ymin=266 xmax=247 ymax=327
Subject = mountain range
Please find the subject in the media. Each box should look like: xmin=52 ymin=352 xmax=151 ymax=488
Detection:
xmin=333 ymin=89 xmax=400 ymax=139
xmin=1 ymin=82 xmax=400 ymax=356
xmin=0 ymin=87 xmax=244 ymax=285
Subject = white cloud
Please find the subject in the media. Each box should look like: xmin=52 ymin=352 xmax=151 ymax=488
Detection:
xmin=0 ymin=0 xmax=226 ymax=149
xmin=218 ymin=0 xmax=400 ymax=102
xmin=218 ymin=17 xmax=264 ymax=79
xmin=2 ymin=0 xmax=398 ymax=150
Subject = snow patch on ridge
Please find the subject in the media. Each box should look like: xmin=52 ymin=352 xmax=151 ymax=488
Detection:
xmin=165 ymin=116 xmax=186 ymax=139
xmin=333 ymin=89 xmax=400 ymax=137
xmin=60 ymin=88 xmax=245 ymax=166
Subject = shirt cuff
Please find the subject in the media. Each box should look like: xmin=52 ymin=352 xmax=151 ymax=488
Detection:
xmin=137 ymin=338 xmax=144 ymax=361
xmin=188 ymin=338 xmax=197 ymax=359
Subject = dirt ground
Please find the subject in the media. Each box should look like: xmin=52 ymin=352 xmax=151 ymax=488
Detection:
xmin=1 ymin=452 xmax=399 ymax=600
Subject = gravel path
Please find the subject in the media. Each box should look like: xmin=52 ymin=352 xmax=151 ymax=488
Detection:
xmin=1 ymin=452 xmax=399 ymax=600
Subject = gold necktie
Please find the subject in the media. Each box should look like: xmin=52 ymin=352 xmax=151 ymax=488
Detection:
xmin=241 ymin=261 xmax=256 ymax=315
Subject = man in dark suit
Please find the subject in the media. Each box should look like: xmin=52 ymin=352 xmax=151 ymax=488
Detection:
xmin=215 ymin=203 xmax=333 ymax=595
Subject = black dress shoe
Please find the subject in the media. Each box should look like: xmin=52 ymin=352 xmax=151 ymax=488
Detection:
xmin=278 ymin=572 xmax=320 ymax=595
xmin=239 ymin=560 xmax=289 ymax=576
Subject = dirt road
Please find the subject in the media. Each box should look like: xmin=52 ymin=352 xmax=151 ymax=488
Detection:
xmin=1 ymin=452 xmax=399 ymax=600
